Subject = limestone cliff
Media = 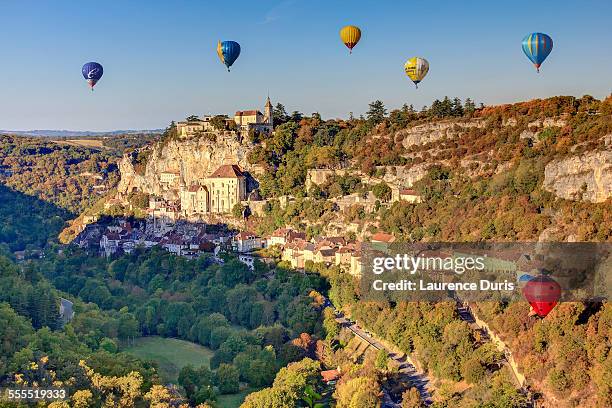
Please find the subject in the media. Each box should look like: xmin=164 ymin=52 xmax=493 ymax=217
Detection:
xmin=543 ymin=150 xmax=611 ymax=203
xmin=117 ymin=132 xmax=259 ymax=197
xmin=398 ymin=119 xmax=486 ymax=148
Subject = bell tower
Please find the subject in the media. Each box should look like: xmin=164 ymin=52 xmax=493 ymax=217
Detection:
xmin=264 ymin=95 xmax=273 ymax=127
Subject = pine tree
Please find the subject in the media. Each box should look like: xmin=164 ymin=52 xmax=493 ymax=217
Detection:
xmin=464 ymin=98 xmax=476 ymax=115
xmin=366 ymin=100 xmax=387 ymax=124
xmin=272 ymin=103 xmax=289 ymax=125
xmin=441 ymin=96 xmax=453 ymax=117
xmin=452 ymin=97 xmax=464 ymax=116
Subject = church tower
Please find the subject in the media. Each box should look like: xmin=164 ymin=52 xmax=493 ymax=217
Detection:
xmin=264 ymin=96 xmax=273 ymax=127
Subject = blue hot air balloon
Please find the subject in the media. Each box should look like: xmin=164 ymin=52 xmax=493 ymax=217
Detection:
xmin=216 ymin=41 xmax=241 ymax=71
xmin=82 ymin=62 xmax=104 ymax=91
xmin=522 ymin=33 xmax=553 ymax=72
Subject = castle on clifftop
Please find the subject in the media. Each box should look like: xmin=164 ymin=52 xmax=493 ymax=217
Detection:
xmin=176 ymin=97 xmax=273 ymax=137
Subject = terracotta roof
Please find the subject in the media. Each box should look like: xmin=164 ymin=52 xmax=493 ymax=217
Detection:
xmin=400 ymin=188 xmax=419 ymax=196
xmin=321 ymin=369 xmax=340 ymax=382
xmin=318 ymin=248 xmax=337 ymax=257
xmin=295 ymin=240 xmax=310 ymax=250
xmin=327 ymin=237 xmax=346 ymax=246
xmin=188 ymin=185 xmax=206 ymax=192
xmin=209 ymin=164 xmax=244 ymax=178
xmin=235 ymin=110 xmax=262 ymax=116
xmin=371 ymin=232 xmax=395 ymax=243
xmin=287 ymin=231 xmax=306 ymax=242
xmin=235 ymin=231 xmax=258 ymax=240
xmin=272 ymin=228 xmax=290 ymax=237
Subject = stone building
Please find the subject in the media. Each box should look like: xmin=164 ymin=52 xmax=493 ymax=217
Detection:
xmin=176 ymin=116 xmax=215 ymax=137
xmin=179 ymin=164 xmax=247 ymax=216
xmin=234 ymin=97 xmax=273 ymax=134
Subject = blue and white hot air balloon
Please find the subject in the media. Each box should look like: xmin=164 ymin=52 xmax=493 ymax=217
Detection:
xmin=82 ymin=62 xmax=104 ymax=91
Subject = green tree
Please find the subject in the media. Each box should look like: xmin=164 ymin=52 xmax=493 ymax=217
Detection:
xmin=211 ymin=115 xmax=229 ymax=130
xmin=372 ymin=182 xmax=392 ymax=202
xmin=232 ymin=203 xmax=245 ymax=218
xmin=366 ymin=100 xmax=387 ymax=125
xmin=375 ymin=349 xmax=389 ymax=370
xmin=273 ymin=103 xmax=289 ymax=126
xmin=216 ymin=363 xmax=240 ymax=394
xmin=334 ymin=376 xmax=380 ymax=408
xmin=464 ymin=98 xmax=476 ymax=115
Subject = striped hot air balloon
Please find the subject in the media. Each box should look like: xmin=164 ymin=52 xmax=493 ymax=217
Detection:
xmin=404 ymin=57 xmax=429 ymax=88
xmin=340 ymin=25 xmax=361 ymax=54
xmin=522 ymin=33 xmax=553 ymax=72
xmin=217 ymin=40 xmax=241 ymax=71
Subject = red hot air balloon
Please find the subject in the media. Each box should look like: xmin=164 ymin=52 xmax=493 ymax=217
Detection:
xmin=521 ymin=274 xmax=562 ymax=317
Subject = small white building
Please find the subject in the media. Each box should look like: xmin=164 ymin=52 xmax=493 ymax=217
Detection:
xmin=398 ymin=188 xmax=422 ymax=203
xmin=232 ymin=231 xmax=263 ymax=253
xmin=160 ymin=171 xmax=180 ymax=185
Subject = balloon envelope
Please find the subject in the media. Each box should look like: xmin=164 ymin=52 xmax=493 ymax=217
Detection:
xmin=522 ymin=33 xmax=553 ymax=72
xmin=217 ymin=40 xmax=241 ymax=71
xmin=82 ymin=62 xmax=103 ymax=90
xmin=521 ymin=274 xmax=561 ymax=317
xmin=404 ymin=57 xmax=429 ymax=88
xmin=340 ymin=25 xmax=361 ymax=53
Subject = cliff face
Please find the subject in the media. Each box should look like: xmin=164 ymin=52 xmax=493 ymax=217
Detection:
xmin=117 ymin=133 xmax=258 ymax=197
xmin=398 ymin=119 xmax=486 ymax=148
xmin=543 ymin=150 xmax=611 ymax=203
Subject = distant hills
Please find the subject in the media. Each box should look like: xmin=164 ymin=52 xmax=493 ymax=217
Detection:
xmin=1 ymin=129 xmax=163 ymax=137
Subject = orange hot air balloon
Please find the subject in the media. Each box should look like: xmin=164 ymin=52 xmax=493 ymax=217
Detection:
xmin=340 ymin=25 xmax=361 ymax=54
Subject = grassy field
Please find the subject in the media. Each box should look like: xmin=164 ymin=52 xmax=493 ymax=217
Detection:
xmin=51 ymin=139 xmax=106 ymax=149
xmin=123 ymin=336 xmax=214 ymax=383
xmin=217 ymin=388 xmax=257 ymax=407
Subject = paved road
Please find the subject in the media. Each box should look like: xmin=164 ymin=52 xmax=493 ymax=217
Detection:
xmin=455 ymin=301 xmax=534 ymax=407
xmin=334 ymin=313 xmax=433 ymax=406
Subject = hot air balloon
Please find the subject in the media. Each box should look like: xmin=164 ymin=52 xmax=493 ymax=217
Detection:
xmin=217 ymin=40 xmax=241 ymax=71
xmin=82 ymin=62 xmax=103 ymax=91
xmin=404 ymin=57 xmax=429 ymax=88
xmin=339 ymin=25 xmax=361 ymax=54
xmin=522 ymin=32 xmax=553 ymax=72
xmin=521 ymin=274 xmax=561 ymax=317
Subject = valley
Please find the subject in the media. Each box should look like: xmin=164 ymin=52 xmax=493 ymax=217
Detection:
xmin=0 ymin=94 xmax=610 ymax=408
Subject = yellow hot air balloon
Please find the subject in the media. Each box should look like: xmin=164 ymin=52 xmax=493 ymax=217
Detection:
xmin=404 ymin=57 xmax=429 ymax=88
xmin=340 ymin=25 xmax=361 ymax=54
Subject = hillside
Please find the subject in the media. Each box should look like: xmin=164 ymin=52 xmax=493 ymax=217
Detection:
xmin=244 ymin=96 xmax=610 ymax=241
xmin=53 ymin=94 xmax=611 ymax=407
xmin=102 ymin=95 xmax=612 ymax=243
xmin=0 ymin=133 xmax=158 ymax=214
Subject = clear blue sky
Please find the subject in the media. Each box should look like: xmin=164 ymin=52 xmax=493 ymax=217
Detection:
xmin=1 ymin=0 xmax=611 ymax=131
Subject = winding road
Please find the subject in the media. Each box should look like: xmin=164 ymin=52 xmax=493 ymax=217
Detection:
xmin=332 ymin=309 xmax=433 ymax=406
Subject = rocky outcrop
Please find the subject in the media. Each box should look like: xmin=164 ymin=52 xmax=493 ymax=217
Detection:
xmin=543 ymin=150 xmax=612 ymax=203
xmin=117 ymin=132 xmax=258 ymax=197
xmin=305 ymin=164 xmax=429 ymax=192
xmin=398 ymin=119 xmax=486 ymax=148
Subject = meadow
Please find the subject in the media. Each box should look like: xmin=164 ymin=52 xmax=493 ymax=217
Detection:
xmin=123 ymin=336 xmax=214 ymax=383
